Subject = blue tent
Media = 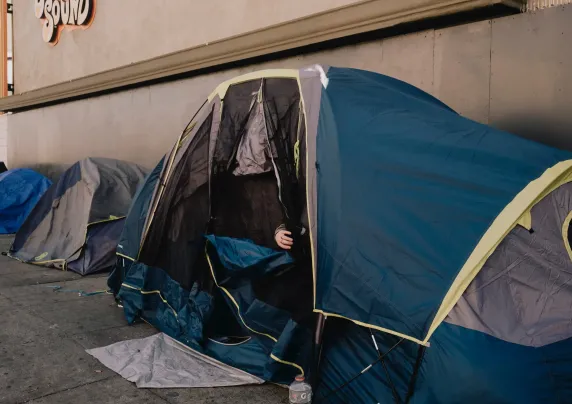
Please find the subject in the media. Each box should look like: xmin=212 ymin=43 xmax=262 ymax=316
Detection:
xmin=109 ymin=66 xmax=572 ymax=403
xmin=0 ymin=168 xmax=51 ymax=234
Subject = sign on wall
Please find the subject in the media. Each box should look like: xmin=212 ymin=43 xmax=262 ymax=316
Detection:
xmin=34 ymin=0 xmax=96 ymax=45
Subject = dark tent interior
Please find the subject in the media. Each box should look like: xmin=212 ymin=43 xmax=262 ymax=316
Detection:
xmin=139 ymin=78 xmax=314 ymax=344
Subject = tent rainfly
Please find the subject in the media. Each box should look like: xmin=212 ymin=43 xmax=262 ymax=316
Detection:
xmin=108 ymin=66 xmax=572 ymax=403
xmin=0 ymin=168 xmax=51 ymax=234
xmin=9 ymin=157 xmax=148 ymax=275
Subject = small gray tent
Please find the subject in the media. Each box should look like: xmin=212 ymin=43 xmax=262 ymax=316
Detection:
xmin=9 ymin=157 xmax=148 ymax=275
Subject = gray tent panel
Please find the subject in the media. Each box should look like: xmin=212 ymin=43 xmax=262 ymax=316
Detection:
xmin=87 ymin=158 xmax=149 ymax=222
xmin=298 ymin=65 xmax=329 ymax=275
xmin=13 ymin=179 xmax=93 ymax=267
xmin=446 ymin=182 xmax=572 ymax=347
xmin=87 ymin=333 xmax=264 ymax=388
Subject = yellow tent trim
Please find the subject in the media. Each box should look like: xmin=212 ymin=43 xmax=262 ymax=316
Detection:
xmin=116 ymin=252 xmax=135 ymax=262
xmin=180 ymin=121 xmax=198 ymax=144
xmin=208 ymin=336 xmax=252 ymax=346
xmin=8 ymin=251 xmax=67 ymax=268
xmin=121 ymin=282 xmax=179 ymax=318
xmin=29 ymin=258 xmax=66 ymax=266
xmin=208 ymin=69 xmax=299 ymax=102
xmin=313 ymin=309 xmax=427 ymax=346
xmin=516 ymin=210 xmax=532 ymax=230
xmin=120 ymin=281 xmax=306 ymax=374
xmin=270 ymin=354 xmax=305 ymax=376
xmin=34 ymin=252 xmax=49 ymax=261
xmin=423 ymin=159 xmax=572 ymax=344
xmin=562 ymin=211 xmax=572 ymax=263
xmin=205 ymin=248 xmax=278 ymax=343
xmin=87 ymin=216 xmax=125 ymax=226
xmin=205 ymin=246 xmax=307 ymax=374
xmin=218 ymin=284 xmax=279 ymax=343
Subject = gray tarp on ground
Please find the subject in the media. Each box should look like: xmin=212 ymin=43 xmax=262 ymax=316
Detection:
xmin=86 ymin=333 xmax=264 ymax=388
xmin=447 ymin=182 xmax=572 ymax=348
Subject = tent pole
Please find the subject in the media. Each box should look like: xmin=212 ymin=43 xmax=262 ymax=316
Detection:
xmin=316 ymin=337 xmax=405 ymax=403
xmin=369 ymin=329 xmax=401 ymax=403
xmin=311 ymin=313 xmax=327 ymax=392
xmin=405 ymin=344 xmax=427 ymax=403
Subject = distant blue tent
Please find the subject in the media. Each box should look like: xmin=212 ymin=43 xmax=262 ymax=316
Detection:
xmin=109 ymin=66 xmax=572 ymax=403
xmin=0 ymin=168 xmax=51 ymax=234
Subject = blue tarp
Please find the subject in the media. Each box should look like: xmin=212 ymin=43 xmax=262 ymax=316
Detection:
xmin=0 ymin=168 xmax=51 ymax=234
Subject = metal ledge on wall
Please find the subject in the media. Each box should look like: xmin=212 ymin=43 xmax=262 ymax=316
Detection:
xmin=0 ymin=0 xmax=523 ymax=112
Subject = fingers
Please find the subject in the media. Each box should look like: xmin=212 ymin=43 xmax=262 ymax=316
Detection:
xmin=278 ymin=241 xmax=292 ymax=250
xmin=276 ymin=230 xmax=292 ymax=238
xmin=276 ymin=230 xmax=294 ymax=250
xmin=277 ymin=237 xmax=293 ymax=248
xmin=277 ymin=238 xmax=292 ymax=249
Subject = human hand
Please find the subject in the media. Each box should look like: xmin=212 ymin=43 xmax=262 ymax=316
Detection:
xmin=275 ymin=229 xmax=294 ymax=250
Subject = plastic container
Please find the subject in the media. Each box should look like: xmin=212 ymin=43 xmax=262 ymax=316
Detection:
xmin=289 ymin=375 xmax=312 ymax=403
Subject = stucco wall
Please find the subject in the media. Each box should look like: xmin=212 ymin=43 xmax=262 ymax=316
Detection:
xmin=5 ymin=30 xmax=442 ymax=172
xmin=7 ymin=5 xmax=572 ymax=173
xmin=13 ymin=0 xmax=361 ymax=93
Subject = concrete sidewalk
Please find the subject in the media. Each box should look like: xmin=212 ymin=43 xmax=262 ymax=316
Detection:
xmin=0 ymin=235 xmax=287 ymax=404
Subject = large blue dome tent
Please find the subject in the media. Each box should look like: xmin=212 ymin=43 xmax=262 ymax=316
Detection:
xmin=0 ymin=168 xmax=51 ymax=234
xmin=108 ymin=66 xmax=572 ymax=403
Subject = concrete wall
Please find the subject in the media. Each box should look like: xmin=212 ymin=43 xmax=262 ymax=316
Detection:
xmin=7 ymin=5 xmax=572 ymax=172
xmin=489 ymin=7 xmax=572 ymax=150
xmin=13 ymin=0 xmax=360 ymax=93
